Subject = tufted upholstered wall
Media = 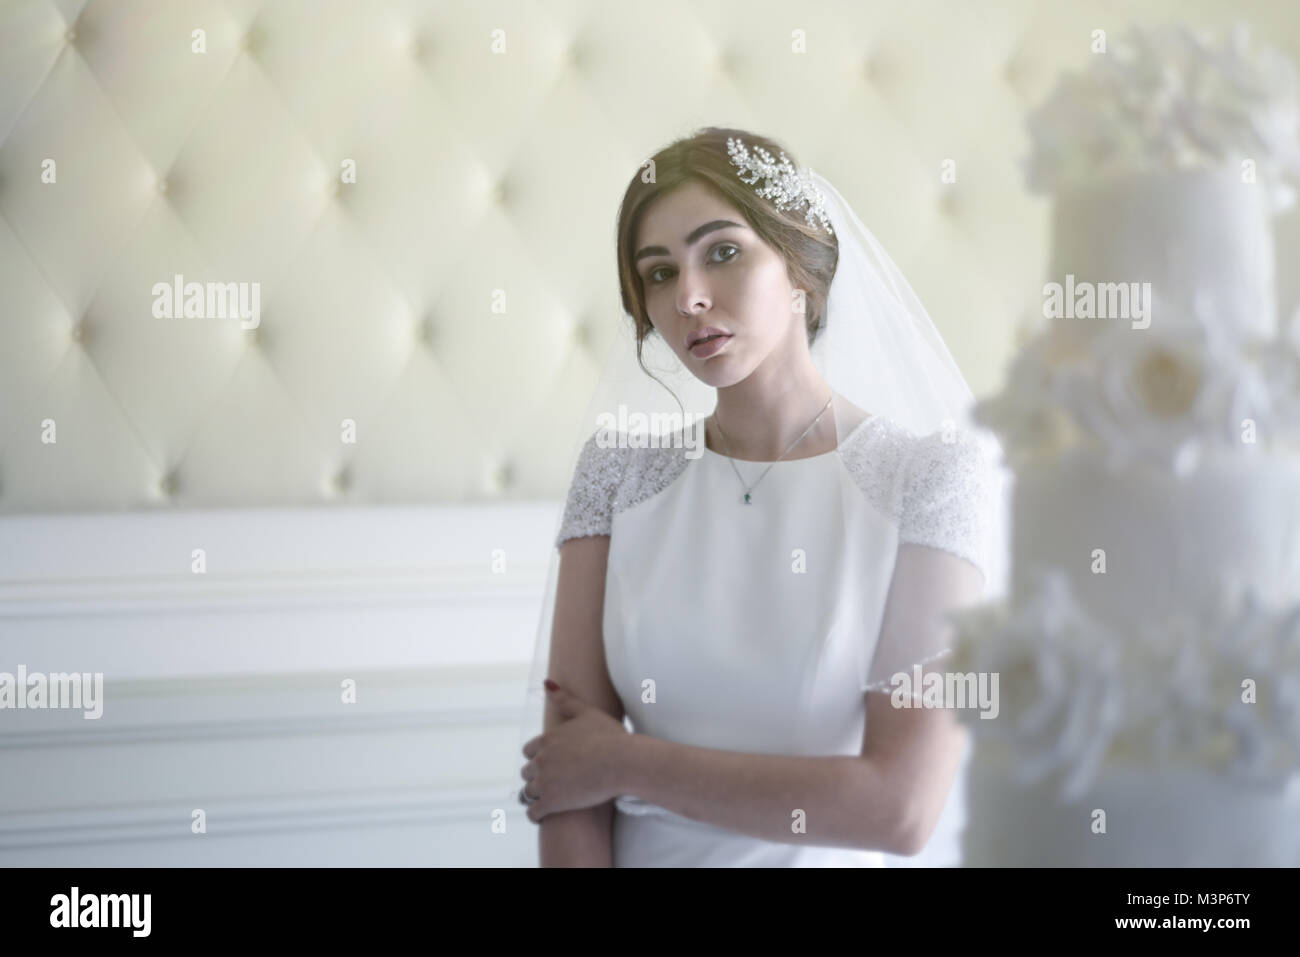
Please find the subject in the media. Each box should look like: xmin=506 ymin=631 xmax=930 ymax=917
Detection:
xmin=2 ymin=0 xmax=1296 ymax=511
xmin=3 ymin=0 xmax=1300 ymax=867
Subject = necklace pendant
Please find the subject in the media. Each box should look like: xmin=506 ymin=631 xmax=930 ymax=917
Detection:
xmin=743 ymin=492 xmax=752 ymax=504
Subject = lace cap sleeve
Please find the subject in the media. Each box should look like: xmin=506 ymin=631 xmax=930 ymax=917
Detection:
xmin=897 ymin=427 xmax=1000 ymax=580
xmin=554 ymin=429 xmax=628 ymax=549
xmin=862 ymin=428 xmax=1002 ymax=693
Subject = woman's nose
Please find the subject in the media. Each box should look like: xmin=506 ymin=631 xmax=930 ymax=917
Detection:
xmin=675 ymin=266 xmax=711 ymax=315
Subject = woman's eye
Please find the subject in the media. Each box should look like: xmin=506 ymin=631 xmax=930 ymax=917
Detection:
xmin=646 ymin=244 xmax=738 ymax=285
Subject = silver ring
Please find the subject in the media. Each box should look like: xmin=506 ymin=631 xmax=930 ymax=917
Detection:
xmin=519 ymin=784 xmax=539 ymax=805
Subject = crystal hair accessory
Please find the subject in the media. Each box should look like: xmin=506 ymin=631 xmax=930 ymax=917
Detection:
xmin=726 ymin=136 xmax=835 ymax=235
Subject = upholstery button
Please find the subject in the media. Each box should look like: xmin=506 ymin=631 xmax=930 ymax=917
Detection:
xmin=159 ymin=472 xmax=178 ymax=496
xmin=333 ymin=467 xmax=351 ymax=491
xmin=70 ymin=322 xmax=87 ymax=343
xmin=493 ymin=462 xmax=513 ymax=491
xmin=65 ymin=28 xmax=76 ymax=43
xmin=157 ymin=178 xmax=169 ymax=194
xmin=493 ymin=180 xmax=509 ymax=205
xmin=863 ymin=52 xmax=895 ymax=85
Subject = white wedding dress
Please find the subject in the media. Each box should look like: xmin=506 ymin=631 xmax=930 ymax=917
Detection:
xmin=554 ymin=414 xmax=999 ymax=867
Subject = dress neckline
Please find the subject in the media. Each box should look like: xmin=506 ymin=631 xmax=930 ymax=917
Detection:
xmin=699 ymin=414 xmax=883 ymax=464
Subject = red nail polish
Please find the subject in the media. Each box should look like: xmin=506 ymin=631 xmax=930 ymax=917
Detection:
xmin=544 ymin=679 xmax=558 ymax=692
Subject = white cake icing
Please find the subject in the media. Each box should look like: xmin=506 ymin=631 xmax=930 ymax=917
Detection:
xmin=1023 ymin=23 xmax=1300 ymax=210
xmin=964 ymin=740 xmax=1300 ymax=867
xmin=954 ymin=23 xmax=1300 ymax=867
xmin=1011 ymin=450 xmax=1300 ymax=628
xmin=1048 ymin=168 xmax=1278 ymax=343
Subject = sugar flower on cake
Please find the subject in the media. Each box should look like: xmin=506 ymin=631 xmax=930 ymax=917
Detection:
xmin=1247 ymin=328 xmax=1300 ymax=445
xmin=977 ymin=307 xmax=1298 ymax=468
xmin=1050 ymin=317 xmax=1250 ymax=475
xmin=972 ymin=329 xmax=1082 ymax=465
xmin=1144 ymin=584 xmax=1300 ymax=781
xmin=1216 ymin=590 xmax=1300 ymax=779
xmin=949 ymin=569 xmax=1126 ymax=801
xmin=951 ymin=572 xmax=1300 ymax=800
xmin=1024 ymin=23 xmax=1300 ymax=211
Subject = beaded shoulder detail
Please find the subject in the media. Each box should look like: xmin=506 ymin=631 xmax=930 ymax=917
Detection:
xmin=837 ymin=416 xmax=912 ymax=521
xmin=554 ymin=428 xmax=692 ymax=548
xmin=554 ymin=418 xmax=1003 ymax=575
xmin=840 ymin=417 xmax=1002 ymax=578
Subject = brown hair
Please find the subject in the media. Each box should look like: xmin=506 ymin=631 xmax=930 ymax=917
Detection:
xmin=615 ymin=127 xmax=839 ymax=392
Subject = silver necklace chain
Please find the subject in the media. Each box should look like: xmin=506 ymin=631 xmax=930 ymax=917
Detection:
xmin=713 ymin=392 xmax=834 ymax=505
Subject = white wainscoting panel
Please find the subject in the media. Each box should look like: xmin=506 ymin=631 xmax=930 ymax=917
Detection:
xmin=0 ymin=505 xmax=558 ymax=866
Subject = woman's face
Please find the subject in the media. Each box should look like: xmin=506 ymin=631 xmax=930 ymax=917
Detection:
xmin=633 ymin=180 xmax=802 ymax=388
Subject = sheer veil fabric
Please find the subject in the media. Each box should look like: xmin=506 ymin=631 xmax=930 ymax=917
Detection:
xmin=508 ymin=169 xmax=1010 ymax=865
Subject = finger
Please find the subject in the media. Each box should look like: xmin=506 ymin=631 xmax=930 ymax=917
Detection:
xmin=519 ymin=761 xmax=534 ymax=782
xmin=522 ymin=736 xmax=541 ymax=757
xmin=550 ymin=686 xmax=580 ymax=718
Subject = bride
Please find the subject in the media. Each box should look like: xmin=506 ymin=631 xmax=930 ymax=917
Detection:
xmin=515 ymin=127 xmax=1005 ymax=867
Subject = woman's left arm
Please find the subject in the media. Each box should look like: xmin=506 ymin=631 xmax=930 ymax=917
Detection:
xmin=856 ymin=543 xmax=984 ymax=854
xmin=619 ymin=731 xmax=911 ymax=853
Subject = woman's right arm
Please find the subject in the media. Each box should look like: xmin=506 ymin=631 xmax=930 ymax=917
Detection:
xmin=538 ymin=534 xmax=624 ymax=867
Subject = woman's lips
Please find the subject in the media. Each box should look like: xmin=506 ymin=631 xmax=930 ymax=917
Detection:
xmin=689 ymin=334 xmax=732 ymax=358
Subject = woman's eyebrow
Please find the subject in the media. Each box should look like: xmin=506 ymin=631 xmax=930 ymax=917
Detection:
xmin=634 ymin=220 xmax=745 ymax=263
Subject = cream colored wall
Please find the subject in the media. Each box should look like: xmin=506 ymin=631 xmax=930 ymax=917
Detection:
xmin=2 ymin=0 xmax=1298 ymax=512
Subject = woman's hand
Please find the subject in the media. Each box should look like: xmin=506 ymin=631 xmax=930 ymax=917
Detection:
xmin=520 ymin=682 xmax=630 ymax=823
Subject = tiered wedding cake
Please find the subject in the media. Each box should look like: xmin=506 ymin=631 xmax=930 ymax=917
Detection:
xmin=952 ymin=23 xmax=1300 ymax=866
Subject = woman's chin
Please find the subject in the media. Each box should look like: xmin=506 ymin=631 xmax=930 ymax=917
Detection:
xmin=690 ymin=364 xmax=750 ymax=389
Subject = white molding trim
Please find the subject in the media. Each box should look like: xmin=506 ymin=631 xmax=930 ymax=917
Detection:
xmin=0 ymin=786 xmax=524 ymax=851
xmin=0 ymin=666 xmax=538 ymax=863
xmin=0 ymin=567 xmax=550 ymax=618
xmin=0 ymin=664 xmax=532 ymax=746
xmin=0 ymin=504 xmax=557 ymax=680
xmin=0 ymin=705 xmax=523 ymax=749
xmin=0 ymin=502 xmax=559 ymax=618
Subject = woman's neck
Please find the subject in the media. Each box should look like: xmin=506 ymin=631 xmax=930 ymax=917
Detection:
xmin=708 ymin=374 xmax=838 ymax=462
